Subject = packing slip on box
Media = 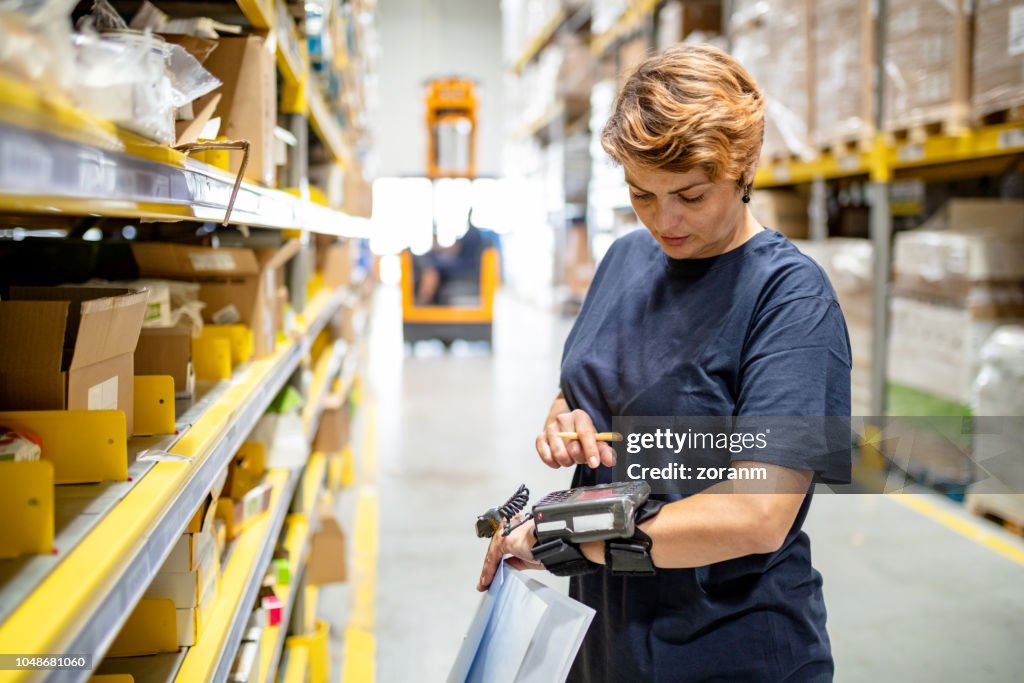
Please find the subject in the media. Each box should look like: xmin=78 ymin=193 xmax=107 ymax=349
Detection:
xmin=129 ymin=241 xmax=299 ymax=359
xmin=0 ymin=287 xmax=147 ymax=435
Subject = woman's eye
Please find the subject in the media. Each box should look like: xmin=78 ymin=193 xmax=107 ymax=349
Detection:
xmin=631 ymin=193 xmax=652 ymax=201
xmin=679 ymin=194 xmax=705 ymax=204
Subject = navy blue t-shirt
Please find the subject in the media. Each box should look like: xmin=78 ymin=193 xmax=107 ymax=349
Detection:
xmin=560 ymin=228 xmax=851 ymax=682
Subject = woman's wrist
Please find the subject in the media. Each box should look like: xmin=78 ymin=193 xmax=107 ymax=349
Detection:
xmin=580 ymin=540 xmax=606 ymax=565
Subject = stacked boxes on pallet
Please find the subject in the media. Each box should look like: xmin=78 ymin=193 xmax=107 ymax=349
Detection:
xmin=811 ymin=0 xmax=874 ymax=150
xmin=731 ymin=0 xmax=814 ymax=161
xmin=883 ymin=0 xmax=971 ymax=136
xmin=972 ymin=0 xmax=1024 ymax=121
xmin=888 ymin=199 xmax=1024 ymax=412
xmin=794 ymin=238 xmax=875 ymax=416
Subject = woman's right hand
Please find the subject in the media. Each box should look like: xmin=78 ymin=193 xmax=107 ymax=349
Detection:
xmin=536 ymin=399 xmax=616 ymax=470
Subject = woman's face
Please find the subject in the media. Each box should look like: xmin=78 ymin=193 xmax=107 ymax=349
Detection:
xmin=624 ymin=163 xmax=755 ymax=259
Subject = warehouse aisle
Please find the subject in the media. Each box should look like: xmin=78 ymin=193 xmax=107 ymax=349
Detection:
xmin=358 ymin=286 xmax=1024 ymax=683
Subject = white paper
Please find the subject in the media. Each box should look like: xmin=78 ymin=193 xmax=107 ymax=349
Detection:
xmin=448 ymin=564 xmax=596 ymax=683
xmin=87 ymin=376 xmax=119 ymax=411
xmin=517 ymin=580 xmax=596 ymax=683
xmin=212 ymin=303 xmax=242 ymax=325
xmin=466 ymin=566 xmax=548 ymax=683
xmin=1010 ymin=6 xmax=1024 ymax=57
xmin=190 ymin=252 xmax=236 ymax=271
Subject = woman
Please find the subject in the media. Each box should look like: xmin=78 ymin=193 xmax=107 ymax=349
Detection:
xmin=478 ymin=44 xmax=850 ymax=682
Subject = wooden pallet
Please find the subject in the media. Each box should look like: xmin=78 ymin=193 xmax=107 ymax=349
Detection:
xmin=975 ymin=105 xmax=1024 ymax=128
xmin=762 ymin=151 xmax=807 ymax=168
xmin=885 ymin=114 xmax=970 ymax=145
xmin=966 ymin=493 xmax=1024 ymax=537
xmin=817 ymin=133 xmax=874 ymax=159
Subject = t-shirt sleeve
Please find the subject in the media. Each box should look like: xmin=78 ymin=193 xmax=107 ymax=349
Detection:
xmin=734 ymin=295 xmax=852 ymax=483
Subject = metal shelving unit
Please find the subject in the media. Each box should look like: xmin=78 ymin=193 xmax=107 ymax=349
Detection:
xmin=0 ymin=287 xmax=347 ymax=683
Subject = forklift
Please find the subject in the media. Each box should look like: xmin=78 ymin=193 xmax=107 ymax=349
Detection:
xmin=401 ymin=78 xmax=499 ymax=347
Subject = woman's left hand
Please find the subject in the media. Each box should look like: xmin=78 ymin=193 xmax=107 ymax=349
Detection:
xmin=477 ymin=516 xmax=544 ymax=592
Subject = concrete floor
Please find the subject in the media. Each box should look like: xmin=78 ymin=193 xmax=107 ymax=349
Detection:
xmin=322 ymin=286 xmax=1024 ymax=683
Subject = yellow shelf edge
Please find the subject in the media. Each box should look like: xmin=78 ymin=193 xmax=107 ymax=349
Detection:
xmin=0 ymin=290 xmax=341 ymax=672
xmin=281 ymin=642 xmax=309 ymax=683
xmin=307 ymin=83 xmax=348 ymax=165
xmin=755 ymin=122 xmax=1024 ymax=187
xmin=511 ymin=8 xmax=568 ymax=74
xmin=0 ymin=77 xmax=366 ymax=234
xmin=235 ymin=0 xmax=273 ymax=30
xmin=174 ymin=469 xmax=293 ymax=682
xmin=258 ymin=461 xmax=325 ymax=683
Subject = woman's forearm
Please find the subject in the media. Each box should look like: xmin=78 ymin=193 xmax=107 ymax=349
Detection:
xmin=581 ymin=462 xmax=812 ymax=568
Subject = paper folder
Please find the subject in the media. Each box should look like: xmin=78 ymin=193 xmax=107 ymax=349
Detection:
xmin=448 ymin=563 xmax=595 ymax=683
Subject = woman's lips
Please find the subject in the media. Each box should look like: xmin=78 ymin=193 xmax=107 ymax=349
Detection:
xmin=661 ymin=235 xmax=689 ymax=247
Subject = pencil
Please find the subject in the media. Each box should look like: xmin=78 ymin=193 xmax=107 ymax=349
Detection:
xmin=556 ymin=431 xmax=624 ymax=442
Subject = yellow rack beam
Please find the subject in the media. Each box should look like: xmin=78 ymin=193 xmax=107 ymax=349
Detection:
xmin=591 ymin=0 xmax=659 ymax=56
xmin=0 ymin=289 xmax=344 ymax=681
xmin=0 ymin=74 xmax=366 ymax=235
xmin=511 ymin=8 xmax=568 ymax=74
xmin=175 ymin=470 xmax=293 ymax=682
xmin=755 ymin=122 xmax=1024 ymax=188
xmin=258 ymin=454 xmax=327 ymax=682
xmin=307 ymin=82 xmax=348 ymax=165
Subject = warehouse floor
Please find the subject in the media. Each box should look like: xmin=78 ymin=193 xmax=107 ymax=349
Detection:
xmin=322 ymin=286 xmax=1024 ymax=683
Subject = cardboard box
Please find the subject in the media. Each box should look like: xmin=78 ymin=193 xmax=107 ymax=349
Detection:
xmin=190 ymin=36 xmax=278 ymax=186
xmin=883 ymin=0 xmax=970 ymax=132
xmin=972 ymin=0 xmax=1024 ymax=119
xmin=307 ymin=514 xmax=347 ymax=585
xmin=217 ymin=481 xmax=272 ymax=540
xmin=130 ymin=242 xmax=300 ymax=359
xmin=226 ymin=442 xmax=267 ymax=499
xmin=321 ymin=242 xmax=354 ymax=290
xmin=749 ymin=190 xmax=809 ymax=239
xmin=177 ymin=573 xmax=219 ymax=646
xmin=164 ymin=528 xmax=217 ymax=573
xmin=657 ymin=0 xmax=722 ymax=49
xmin=146 ymin=536 xmax=219 ymax=608
xmin=0 ymin=287 xmax=147 ymax=434
xmin=135 ymin=325 xmax=194 ymax=398
xmin=813 ymin=0 xmax=875 ymax=147
xmin=313 ymin=394 xmax=350 ymax=454
xmin=888 ymin=295 xmax=1024 ymax=404
xmin=618 ymin=38 xmax=649 ymax=88
xmin=893 ymin=199 xmax=1024 ymax=299
xmin=732 ymin=0 xmax=812 ymax=160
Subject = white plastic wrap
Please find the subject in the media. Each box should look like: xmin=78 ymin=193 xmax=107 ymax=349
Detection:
xmin=72 ymin=28 xmax=219 ymax=144
xmin=972 ymin=0 xmax=1024 ymax=119
xmin=0 ymin=0 xmax=77 ymax=95
xmin=895 ymin=230 xmax=1024 ymax=284
xmin=730 ymin=0 xmax=812 ymax=160
xmin=883 ymin=0 xmax=969 ymax=131
xmin=81 ymin=278 xmax=205 ymax=333
xmin=973 ymin=326 xmax=1024 ymax=416
xmin=812 ymin=0 xmax=873 ymax=147
xmin=971 ymin=326 xmax=1024 ymax=494
xmin=72 ymin=30 xmax=176 ymax=143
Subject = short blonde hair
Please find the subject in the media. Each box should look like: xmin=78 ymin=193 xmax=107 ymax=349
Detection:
xmin=601 ymin=44 xmax=764 ymax=184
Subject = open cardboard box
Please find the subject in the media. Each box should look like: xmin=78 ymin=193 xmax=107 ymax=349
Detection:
xmin=135 ymin=324 xmax=195 ymax=398
xmin=0 ymin=287 xmax=147 ymax=435
xmin=189 ymin=35 xmax=277 ymax=186
xmin=130 ymin=241 xmax=301 ymax=359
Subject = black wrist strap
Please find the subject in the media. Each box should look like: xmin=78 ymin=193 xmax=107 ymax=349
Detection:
xmin=532 ymin=538 xmax=599 ymax=577
xmin=605 ymin=498 xmax=667 ymax=576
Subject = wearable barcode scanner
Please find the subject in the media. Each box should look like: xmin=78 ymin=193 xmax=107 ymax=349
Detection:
xmin=475 ymin=484 xmax=530 ymax=538
xmin=532 ymin=481 xmax=650 ymax=543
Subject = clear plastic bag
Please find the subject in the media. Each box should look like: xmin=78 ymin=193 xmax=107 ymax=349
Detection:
xmin=72 ymin=29 xmax=175 ymax=143
xmin=0 ymin=0 xmax=78 ymax=95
